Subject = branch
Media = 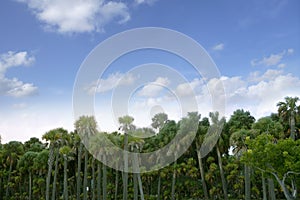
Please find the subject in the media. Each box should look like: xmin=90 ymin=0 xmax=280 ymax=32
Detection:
xmin=283 ymin=171 xmax=300 ymax=182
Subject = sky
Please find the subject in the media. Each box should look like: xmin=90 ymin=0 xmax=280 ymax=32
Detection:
xmin=0 ymin=0 xmax=300 ymax=143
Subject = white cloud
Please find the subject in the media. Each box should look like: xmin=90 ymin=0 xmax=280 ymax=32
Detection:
xmin=0 ymin=51 xmax=34 ymax=73
xmin=136 ymin=69 xmax=300 ymax=123
xmin=0 ymin=51 xmax=38 ymax=97
xmin=17 ymin=0 xmax=130 ymax=34
xmin=134 ymin=0 xmax=158 ymax=5
xmin=251 ymin=49 xmax=293 ymax=67
xmin=212 ymin=43 xmax=224 ymax=51
xmin=277 ymin=63 xmax=286 ymax=68
xmin=176 ymin=78 xmax=204 ymax=97
xmin=138 ymin=77 xmax=170 ymax=97
xmin=87 ymin=72 xmax=137 ymax=94
xmin=217 ymin=69 xmax=300 ymax=118
xmin=248 ymin=69 xmax=283 ymax=82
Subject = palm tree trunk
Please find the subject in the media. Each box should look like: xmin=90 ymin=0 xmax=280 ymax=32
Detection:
xmin=244 ymin=164 xmax=251 ymax=200
xmin=83 ymin=148 xmax=88 ymax=200
xmin=77 ymin=143 xmax=83 ymax=200
xmin=196 ymin=142 xmax=209 ymax=199
xmin=133 ymin=150 xmax=144 ymax=200
xmin=29 ymin=170 xmax=32 ymax=200
xmin=46 ymin=145 xmax=54 ymax=200
xmin=92 ymin=158 xmax=96 ymax=200
xmin=157 ymin=171 xmax=161 ymax=200
xmin=171 ymin=160 xmax=176 ymax=200
xmin=97 ymin=161 xmax=101 ymax=200
xmin=216 ymin=145 xmax=228 ymax=200
xmin=290 ymin=113 xmax=296 ymax=140
xmin=63 ymin=155 xmax=68 ymax=200
xmin=134 ymin=173 xmax=138 ymax=200
xmin=5 ymin=159 xmax=13 ymax=198
xmin=115 ymin=167 xmax=119 ymax=200
xmin=137 ymin=172 xmax=145 ymax=200
xmin=268 ymin=178 xmax=276 ymax=200
xmin=103 ymin=155 xmax=107 ymax=200
xmin=123 ymin=133 xmax=129 ymax=200
xmin=261 ymin=172 xmax=267 ymax=200
xmin=52 ymin=151 xmax=59 ymax=200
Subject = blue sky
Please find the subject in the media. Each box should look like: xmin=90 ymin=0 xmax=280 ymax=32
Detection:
xmin=0 ymin=0 xmax=299 ymax=143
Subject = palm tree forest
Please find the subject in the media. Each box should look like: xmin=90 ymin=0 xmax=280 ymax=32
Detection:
xmin=0 ymin=96 xmax=299 ymax=200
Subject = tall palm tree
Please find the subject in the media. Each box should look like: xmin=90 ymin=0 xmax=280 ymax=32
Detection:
xmin=59 ymin=145 xmax=71 ymax=200
xmin=74 ymin=133 xmax=83 ymax=200
xmin=42 ymin=128 xmax=65 ymax=200
xmin=75 ymin=115 xmax=98 ymax=200
xmin=151 ymin=113 xmax=168 ymax=200
xmin=118 ymin=115 xmax=135 ymax=200
xmin=17 ymin=151 xmax=38 ymax=200
xmin=277 ymin=96 xmax=300 ymax=140
xmin=128 ymin=131 xmax=145 ymax=200
xmin=209 ymin=112 xmax=228 ymax=200
xmin=195 ymin=117 xmax=210 ymax=200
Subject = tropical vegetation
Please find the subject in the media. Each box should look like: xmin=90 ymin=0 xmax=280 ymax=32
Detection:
xmin=0 ymin=96 xmax=299 ymax=199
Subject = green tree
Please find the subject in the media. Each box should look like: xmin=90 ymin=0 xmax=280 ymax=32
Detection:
xmin=243 ymin=134 xmax=300 ymax=200
xmin=277 ymin=96 xmax=300 ymax=140
xmin=228 ymin=109 xmax=255 ymax=200
xmin=18 ymin=151 xmax=38 ymax=200
xmin=3 ymin=141 xmax=24 ymax=199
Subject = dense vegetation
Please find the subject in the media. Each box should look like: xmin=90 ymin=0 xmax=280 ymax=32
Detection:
xmin=0 ymin=96 xmax=299 ymax=200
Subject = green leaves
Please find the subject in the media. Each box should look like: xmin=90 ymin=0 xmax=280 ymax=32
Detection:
xmin=242 ymin=134 xmax=300 ymax=179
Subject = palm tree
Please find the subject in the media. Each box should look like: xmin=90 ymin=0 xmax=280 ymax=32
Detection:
xmin=118 ymin=115 xmax=135 ymax=200
xmin=74 ymin=133 xmax=83 ymax=200
xmin=59 ymin=145 xmax=71 ymax=200
xmin=2 ymin=141 xmax=24 ymax=198
xmin=230 ymin=129 xmax=255 ymax=200
xmin=17 ymin=151 xmax=38 ymax=200
xmin=151 ymin=113 xmax=168 ymax=200
xmin=75 ymin=115 xmax=98 ymax=200
xmin=33 ymin=149 xmax=48 ymax=199
xmin=43 ymin=128 xmax=65 ymax=200
xmin=195 ymin=117 xmax=210 ymax=199
xmin=277 ymin=96 xmax=300 ymax=140
xmin=209 ymin=112 xmax=228 ymax=200
xmin=128 ymin=130 xmax=145 ymax=200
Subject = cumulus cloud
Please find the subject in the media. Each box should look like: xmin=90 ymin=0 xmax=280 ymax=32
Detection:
xmin=251 ymin=48 xmax=293 ymax=67
xmin=176 ymin=78 xmax=204 ymax=97
xmin=212 ymin=43 xmax=224 ymax=51
xmin=86 ymin=72 xmax=137 ymax=94
xmin=0 ymin=51 xmax=38 ymax=98
xmin=132 ymin=69 xmax=300 ymax=123
xmin=213 ymin=69 xmax=300 ymax=118
xmin=138 ymin=77 xmax=170 ymax=97
xmin=17 ymin=0 xmax=130 ymax=34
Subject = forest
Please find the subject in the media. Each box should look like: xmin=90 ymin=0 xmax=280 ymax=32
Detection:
xmin=0 ymin=96 xmax=299 ymax=200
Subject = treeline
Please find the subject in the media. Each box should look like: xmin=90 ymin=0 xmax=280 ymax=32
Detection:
xmin=0 ymin=96 xmax=299 ymax=200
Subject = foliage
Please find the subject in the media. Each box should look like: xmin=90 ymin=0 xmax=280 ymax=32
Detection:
xmin=0 ymin=97 xmax=299 ymax=199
